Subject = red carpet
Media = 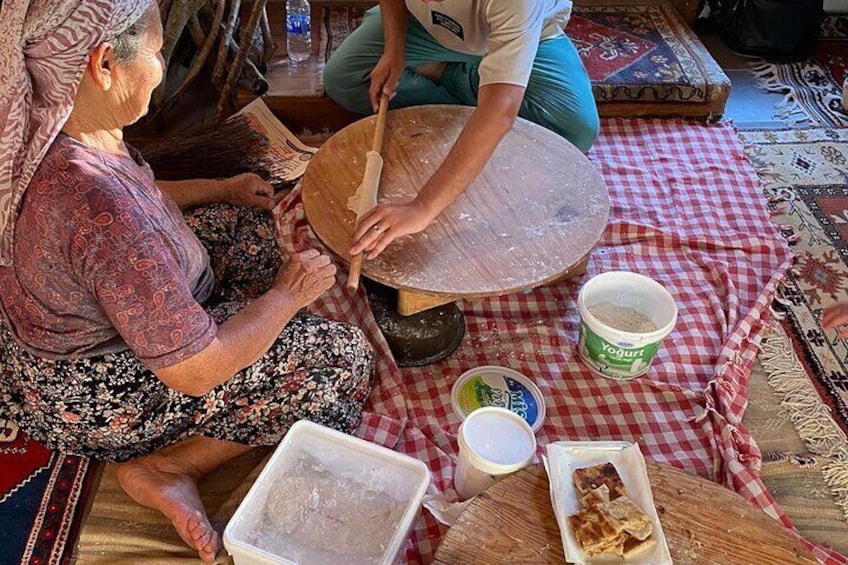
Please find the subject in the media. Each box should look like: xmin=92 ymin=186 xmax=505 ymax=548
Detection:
xmin=0 ymin=422 xmax=97 ymax=565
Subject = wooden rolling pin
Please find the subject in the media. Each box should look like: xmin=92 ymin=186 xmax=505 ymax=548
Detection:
xmin=347 ymin=95 xmax=390 ymax=292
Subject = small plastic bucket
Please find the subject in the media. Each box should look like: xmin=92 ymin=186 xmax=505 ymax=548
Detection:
xmin=577 ymin=271 xmax=677 ymax=380
xmin=454 ymin=407 xmax=536 ymax=500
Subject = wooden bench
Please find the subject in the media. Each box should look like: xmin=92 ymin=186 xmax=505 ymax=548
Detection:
xmin=242 ymin=0 xmax=730 ymax=130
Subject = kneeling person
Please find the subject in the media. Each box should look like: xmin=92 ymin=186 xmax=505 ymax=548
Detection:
xmin=324 ymin=0 xmax=599 ymax=260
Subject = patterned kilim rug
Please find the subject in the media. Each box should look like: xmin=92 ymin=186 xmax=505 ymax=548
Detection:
xmin=739 ymin=126 xmax=848 ymax=542
xmin=751 ymin=16 xmax=848 ymax=128
xmin=0 ymin=420 xmax=97 ymax=565
xmin=319 ymin=1 xmax=730 ymax=118
xmin=568 ymin=0 xmax=729 ymax=116
xmin=751 ymin=60 xmax=848 ymax=128
xmin=817 ymin=15 xmax=848 ymax=86
xmin=744 ymin=355 xmax=848 ymax=556
xmin=70 ymin=118 xmax=842 ymax=564
xmin=319 ymin=3 xmax=367 ymax=63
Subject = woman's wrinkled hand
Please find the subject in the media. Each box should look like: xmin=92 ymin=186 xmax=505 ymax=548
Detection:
xmin=349 ymin=201 xmax=435 ymax=260
xmin=369 ymin=50 xmax=404 ymax=112
xmin=273 ymin=249 xmax=337 ymax=308
xmin=219 ymin=173 xmax=276 ymax=209
xmin=822 ymin=303 xmax=848 ymax=339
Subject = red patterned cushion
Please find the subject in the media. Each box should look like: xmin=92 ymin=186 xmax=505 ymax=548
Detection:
xmin=569 ymin=15 xmax=658 ymax=81
xmin=571 ymin=0 xmax=730 ymax=117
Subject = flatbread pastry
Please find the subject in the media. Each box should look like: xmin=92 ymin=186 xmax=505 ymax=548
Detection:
xmin=623 ymin=536 xmax=657 ymax=558
xmin=567 ymin=504 xmax=625 ymax=556
xmin=573 ymin=462 xmax=627 ymax=500
xmin=579 ymin=484 xmax=610 ymax=508
xmin=601 ymin=532 xmax=628 ymax=557
xmin=601 ymin=497 xmax=653 ymax=541
xmin=568 ymin=463 xmax=659 ymax=560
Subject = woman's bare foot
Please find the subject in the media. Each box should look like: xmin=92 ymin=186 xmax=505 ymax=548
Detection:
xmin=117 ymin=455 xmax=220 ymax=562
xmin=116 ymin=437 xmax=250 ymax=562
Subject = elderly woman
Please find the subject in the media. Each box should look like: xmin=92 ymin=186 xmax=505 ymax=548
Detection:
xmin=0 ymin=0 xmax=374 ymax=561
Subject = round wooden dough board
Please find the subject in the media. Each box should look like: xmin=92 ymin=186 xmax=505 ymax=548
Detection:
xmin=433 ymin=464 xmax=817 ymax=565
xmin=301 ymin=105 xmax=609 ymax=297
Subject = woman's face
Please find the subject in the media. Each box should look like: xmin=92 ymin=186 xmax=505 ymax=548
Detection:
xmin=110 ymin=2 xmax=165 ymax=125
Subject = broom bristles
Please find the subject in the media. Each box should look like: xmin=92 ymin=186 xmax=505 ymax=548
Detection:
xmin=142 ymin=115 xmax=297 ymax=190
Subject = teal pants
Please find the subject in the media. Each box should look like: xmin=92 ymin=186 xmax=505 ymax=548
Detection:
xmin=323 ymin=8 xmax=600 ymax=152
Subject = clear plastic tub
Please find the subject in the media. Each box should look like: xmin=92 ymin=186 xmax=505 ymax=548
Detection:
xmin=223 ymin=420 xmax=430 ymax=565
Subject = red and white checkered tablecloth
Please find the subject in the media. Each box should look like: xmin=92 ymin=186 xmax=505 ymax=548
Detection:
xmin=275 ymin=118 xmax=847 ymax=564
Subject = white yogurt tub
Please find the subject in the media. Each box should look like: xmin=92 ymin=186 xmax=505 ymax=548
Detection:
xmin=577 ymin=271 xmax=677 ymax=380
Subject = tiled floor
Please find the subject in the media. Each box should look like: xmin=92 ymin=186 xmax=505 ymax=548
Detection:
xmin=698 ymin=32 xmax=794 ymax=128
xmin=722 ymin=69 xmax=796 ymax=128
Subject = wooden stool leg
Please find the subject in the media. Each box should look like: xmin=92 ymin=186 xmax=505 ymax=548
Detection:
xmin=568 ymin=254 xmax=590 ymax=278
xmin=397 ymin=289 xmax=460 ymax=316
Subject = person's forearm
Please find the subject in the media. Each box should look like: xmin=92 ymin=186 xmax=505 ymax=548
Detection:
xmin=157 ymin=179 xmax=224 ymax=209
xmin=214 ymin=288 xmax=301 ymax=375
xmin=415 ymin=86 xmax=523 ymax=217
xmin=379 ymin=0 xmax=408 ymax=54
xmin=154 ymin=288 xmax=301 ymax=396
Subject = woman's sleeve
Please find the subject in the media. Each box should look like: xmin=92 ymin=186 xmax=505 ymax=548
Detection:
xmin=69 ymin=174 xmax=217 ymax=370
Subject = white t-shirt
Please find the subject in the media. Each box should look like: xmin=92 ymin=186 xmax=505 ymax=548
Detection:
xmin=405 ymin=0 xmax=573 ymax=88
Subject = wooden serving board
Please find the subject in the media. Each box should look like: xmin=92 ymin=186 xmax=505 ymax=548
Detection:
xmin=433 ymin=464 xmax=817 ymax=565
xmin=301 ymin=105 xmax=609 ymax=312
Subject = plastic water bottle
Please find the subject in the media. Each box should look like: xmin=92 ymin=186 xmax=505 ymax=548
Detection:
xmin=286 ymin=0 xmax=311 ymax=64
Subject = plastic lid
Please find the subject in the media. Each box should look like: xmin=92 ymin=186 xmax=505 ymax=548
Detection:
xmin=451 ymin=365 xmax=546 ymax=432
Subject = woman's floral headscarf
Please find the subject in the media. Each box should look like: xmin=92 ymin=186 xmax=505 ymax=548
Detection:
xmin=0 ymin=0 xmax=150 ymax=265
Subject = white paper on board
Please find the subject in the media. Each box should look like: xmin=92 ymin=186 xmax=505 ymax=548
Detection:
xmin=545 ymin=441 xmax=672 ymax=565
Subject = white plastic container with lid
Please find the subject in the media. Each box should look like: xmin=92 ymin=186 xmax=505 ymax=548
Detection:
xmin=454 ymin=406 xmax=537 ymax=500
xmin=577 ymin=271 xmax=677 ymax=380
xmin=223 ymin=420 xmax=430 ymax=565
xmin=451 ymin=365 xmax=546 ymax=432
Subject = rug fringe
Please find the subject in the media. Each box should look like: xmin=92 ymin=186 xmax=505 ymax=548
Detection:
xmin=758 ymin=325 xmax=848 ymax=460
xmin=750 ymin=63 xmax=811 ymax=125
xmin=823 ymin=460 xmax=848 ymax=521
xmin=758 ymin=324 xmax=848 ymax=519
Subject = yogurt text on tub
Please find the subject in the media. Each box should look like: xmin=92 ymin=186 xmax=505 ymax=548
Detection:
xmin=601 ymin=341 xmax=643 ymax=359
